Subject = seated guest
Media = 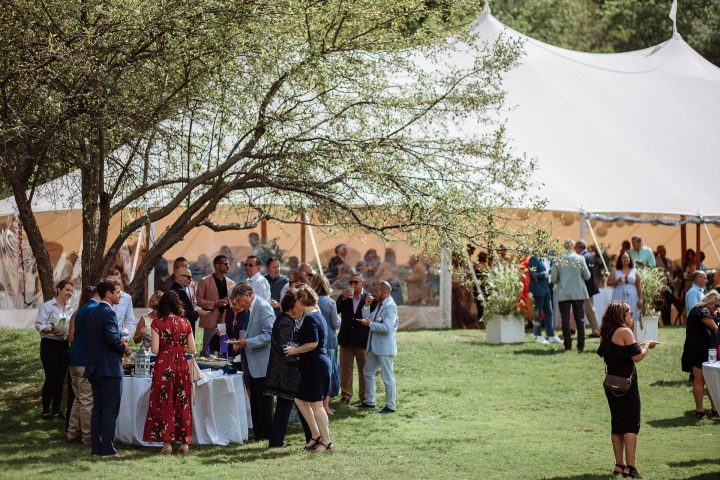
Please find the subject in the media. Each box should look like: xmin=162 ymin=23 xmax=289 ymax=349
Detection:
xmin=66 ymin=286 xmax=99 ymax=444
xmin=264 ymin=289 xmax=309 ymax=448
xmin=143 ymin=291 xmax=196 ymax=454
xmin=283 ymin=285 xmax=332 ymax=451
xmin=133 ymin=291 xmax=162 ymax=349
xmin=681 ymin=291 xmax=719 ymax=420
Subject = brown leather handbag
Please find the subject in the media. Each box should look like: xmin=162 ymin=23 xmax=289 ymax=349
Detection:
xmin=603 ymin=371 xmax=633 ymax=396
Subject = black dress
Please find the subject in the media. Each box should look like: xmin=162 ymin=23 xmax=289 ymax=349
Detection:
xmin=597 ymin=336 xmax=642 ymax=435
xmin=681 ymin=306 xmax=717 ymax=372
xmin=296 ymin=311 xmax=331 ymax=402
xmin=264 ymin=313 xmax=301 ymax=399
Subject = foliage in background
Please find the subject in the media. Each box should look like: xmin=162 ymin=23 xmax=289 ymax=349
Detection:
xmin=638 ymin=266 xmax=667 ymax=317
xmin=484 ymin=259 xmax=524 ymax=317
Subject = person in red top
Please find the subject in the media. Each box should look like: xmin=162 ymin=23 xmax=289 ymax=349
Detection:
xmin=143 ymin=291 xmax=196 ymax=454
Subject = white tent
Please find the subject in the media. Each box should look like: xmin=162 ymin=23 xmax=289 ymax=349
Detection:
xmin=441 ymin=5 xmax=720 ymax=217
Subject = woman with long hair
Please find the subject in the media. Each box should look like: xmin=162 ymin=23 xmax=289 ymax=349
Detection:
xmin=35 ymin=280 xmax=74 ymax=420
xmin=143 ymin=291 xmax=196 ymax=454
xmin=608 ymin=252 xmax=643 ymax=323
xmin=283 ymin=285 xmax=332 ymax=451
xmin=681 ymin=290 xmax=719 ymax=420
xmin=134 ymin=290 xmax=163 ymax=349
xmin=598 ymin=301 xmax=656 ymax=478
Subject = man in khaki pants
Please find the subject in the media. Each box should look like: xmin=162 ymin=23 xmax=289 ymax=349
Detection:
xmin=67 ymin=287 xmax=100 ymax=444
xmin=336 ymin=273 xmax=376 ymax=405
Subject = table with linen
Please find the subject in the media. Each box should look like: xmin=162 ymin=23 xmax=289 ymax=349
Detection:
xmin=115 ymin=371 xmax=252 ymax=446
xmin=701 ymin=362 xmax=720 ymax=407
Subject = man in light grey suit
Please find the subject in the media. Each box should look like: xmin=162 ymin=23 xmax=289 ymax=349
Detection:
xmin=229 ymin=282 xmax=275 ymax=440
xmin=551 ymin=239 xmax=591 ymax=352
xmin=359 ymin=281 xmax=398 ymax=414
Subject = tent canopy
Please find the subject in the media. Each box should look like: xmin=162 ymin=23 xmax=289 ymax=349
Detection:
xmin=438 ymin=6 xmax=720 ymax=217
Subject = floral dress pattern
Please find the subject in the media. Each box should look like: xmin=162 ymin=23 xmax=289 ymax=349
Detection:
xmin=143 ymin=314 xmax=193 ymax=444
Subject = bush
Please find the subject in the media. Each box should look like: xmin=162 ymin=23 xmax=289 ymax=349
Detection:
xmin=485 ymin=260 xmax=524 ymax=317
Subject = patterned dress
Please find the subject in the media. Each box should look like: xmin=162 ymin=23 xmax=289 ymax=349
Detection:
xmin=143 ymin=314 xmax=193 ymax=444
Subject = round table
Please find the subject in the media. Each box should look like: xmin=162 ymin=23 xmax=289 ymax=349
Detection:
xmin=701 ymin=362 xmax=720 ymax=408
xmin=115 ymin=371 xmax=252 ymax=446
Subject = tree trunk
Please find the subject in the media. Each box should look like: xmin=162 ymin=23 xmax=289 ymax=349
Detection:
xmin=80 ymin=157 xmax=112 ymax=288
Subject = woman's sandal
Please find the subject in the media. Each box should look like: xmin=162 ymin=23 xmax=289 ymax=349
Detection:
xmin=304 ymin=436 xmax=322 ymax=450
xmin=314 ymin=440 xmax=332 ymax=452
xmin=160 ymin=444 xmax=172 ymax=454
xmin=612 ymin=464 xmax=627 ymax=476
xmin=694 ymin=410 xmax=709 ymax=420
xmin=178 ymin=444 xmax=189 ymax=455
xmin=626 ymin=465 xmax=642 ymax=479
xmin=710 ymin=409 xmax=719 ymax=417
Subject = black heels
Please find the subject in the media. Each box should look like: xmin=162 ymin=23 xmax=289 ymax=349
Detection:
xmin=304 ymin=436 xmax=322 ymax=450
xmin=612 ymin=464 xmax=626 ymax=476
xmin=626 ymin=465 xmax=642 ymax=478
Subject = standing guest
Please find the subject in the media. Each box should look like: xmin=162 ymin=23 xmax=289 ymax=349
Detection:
xmin=655 ymin=246 xmax=681 ymax=326
xmin=279 ymin=270 xmax=309 ymax=302
xmin=35 ymin=280 xmax=74 ymax=420
xmin=84 ymin=280 xmax=128 ymax=458
xmin=327 ymin=243 xmax=350 ymax=282
xmin=196 ymin=255 xmax=235 ymax=356
xmin=681 ymin=291 xmax=719 ymax=420
xmin=597 ymin=301 xmax=656 ymax=479
xmin=105 ymin=271 xmax=136 ymax=335
xmin=264 ymin=288 xmax=308 ymax=448
xmin=359 ymin=281 xmax=398 ymax=413
xmin=143 ymin=291 xmax=196 ymax=454
xmin=698 ymin=251 xmax=707 ymax=272
xmin=229 ymin=282 xmax=275 ymax=440
xmin=66 ymin=286 xmax=99 ymax=444
xmin=265 ymin=257 xmax=288 ymax=313
xmin=551 ymin=240 xmax=591 ymax=352
xmin=685 ymin=270 xmax=707 ymax=317
xmin=620 ymin=241 xmax=632 ymax=257
xmin=575 ymin=240 xmax=601 ymax=337
xmin=310 ymin=274 xmax=341 ymax=415
xmin=336 ymin=272 xmax=374 ymax=404
xmin=160 ymin=257 xmax=189 ymax=292
xmin=283 ymin=285 xmax=332 ymax=451
xmin=628 ymin=236 xmax=656 ymax=268
xmin=171 ymin=266 xmax=199 ymax=336
xmin=608 ymin=253 xmax=643 ymax=327
xmin=133 ymin=290 xmax=162 ymax=349
xmin=245 ymin=255 xmax=271 ymax=302
xmin=299 ymin=262 xmax=315 ymax=279
xmin=528 ymin=255 xmax=562 ymax=345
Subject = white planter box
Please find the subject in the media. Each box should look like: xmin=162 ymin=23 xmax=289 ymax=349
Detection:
xmin=634 ymin=315 xmax=659 ymax=343
xmin=485 ymin=315 xmax=525 ymax=344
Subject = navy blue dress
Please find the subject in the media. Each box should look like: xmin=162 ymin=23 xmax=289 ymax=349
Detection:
xmin=296 ymin=311 xmax=331 ymax=402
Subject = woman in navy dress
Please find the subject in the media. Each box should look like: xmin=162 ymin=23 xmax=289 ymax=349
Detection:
xmin=283 ymin=285 xmax=332 ymax=451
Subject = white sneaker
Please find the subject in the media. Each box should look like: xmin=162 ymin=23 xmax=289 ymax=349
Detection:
xmin=535 ymin=335 xmax=549 ymax=345
xmin=548 ymin=336 xmax=563 ymax=344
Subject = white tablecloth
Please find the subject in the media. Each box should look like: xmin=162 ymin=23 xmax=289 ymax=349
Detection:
xmin=702 ymin=362 xmax=720 ymax=407
xmin=593 ymin=288 xmax=614 ymax=324
xmin=115 ymin=372 xmax=252 ymax=446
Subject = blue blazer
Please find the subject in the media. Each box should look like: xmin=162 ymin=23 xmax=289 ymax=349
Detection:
xmin=362 ymin=297 xmax=398 ymax=357
xmin=528 ymin=256 xmax=551 ymax=298
xmin=243 ymin=296 xmax=276 ymax=378
xmin=84 ymin=302 xmax=126 ymax=379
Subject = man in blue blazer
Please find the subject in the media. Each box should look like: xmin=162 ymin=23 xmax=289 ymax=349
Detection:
xmin=359 ymin=281 xmax=398 ymax=413
xmin=229 ymin=282 xmax=275 ymax=440
xmin=528 ymin=255 xmax=563 ymax=346
xmin=84 ymin=280 xmax=128 ymax=457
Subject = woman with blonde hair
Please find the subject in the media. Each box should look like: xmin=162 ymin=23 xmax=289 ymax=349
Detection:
xmin=598 ymin=301 xmax=656 ymax=478
xmin=310 ymin=274 xmax=340 ymax=415
xmin=681 ymin=290 xmax=720 ymax=420
xmin=283 ymin=285 xmax=332 ymax=451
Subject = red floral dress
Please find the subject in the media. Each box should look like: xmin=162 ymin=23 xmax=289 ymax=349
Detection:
xmin=143 ymin=314 xmax=193 ymax=444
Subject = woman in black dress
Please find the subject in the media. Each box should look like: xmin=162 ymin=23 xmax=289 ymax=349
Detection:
xmin=681 ymin=291 xmax=719 ymax=420
xmin=283 ymin=285 xmax=332 ymax=452
xmin=597 ymin=301 xmax=656 ymax=479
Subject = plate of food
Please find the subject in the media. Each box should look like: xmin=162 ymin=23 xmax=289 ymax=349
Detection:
xmin=224 ymin=339 xmax=244 ymax=345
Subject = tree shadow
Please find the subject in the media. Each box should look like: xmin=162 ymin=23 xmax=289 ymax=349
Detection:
xmin=667 ymin=458 xmax=720 ymax=469
xmin=646 ymin=411 xmax=717 ymax=428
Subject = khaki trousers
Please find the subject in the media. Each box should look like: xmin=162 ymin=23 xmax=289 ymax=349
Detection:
xmin=68 ymin=366 xmax=93 ymax=441
xmin=339 ymin=346 xmax=367 ymax=402
xmin=583 ymin=298 xmax=599 ymax=333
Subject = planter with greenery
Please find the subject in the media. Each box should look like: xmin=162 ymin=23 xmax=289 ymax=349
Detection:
xmin=636 ymin=266 xmax=665 ymax=342
xmin=484 ymin=260 xmax=525 ymax=344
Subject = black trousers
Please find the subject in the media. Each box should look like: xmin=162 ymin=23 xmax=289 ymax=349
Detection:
xmin=558 ymin=300 xmax=585 ymax=350
xmin=269 ymin=397 xmax=313 ymax=447
xmin=247 ymin=375 xmax=273 ymax=440
xmin=40 ymin=338 xmax=69 ymax=415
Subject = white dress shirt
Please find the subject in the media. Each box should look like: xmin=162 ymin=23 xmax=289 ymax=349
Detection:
xmin=248 ymin=271 xmax=271 ymax=302
xmin=113 ymin=291 xmax=136 ymax=334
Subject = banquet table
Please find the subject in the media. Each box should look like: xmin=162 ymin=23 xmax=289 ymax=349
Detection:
xmin=701 ymin=362 xmax=720 ymax=407
xmin=115 ymin=371 xmax=252 ymax=446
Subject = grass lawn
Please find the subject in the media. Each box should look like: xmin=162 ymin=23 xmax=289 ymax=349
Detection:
xmin=0 ymin=326 xmax=718 ymax=479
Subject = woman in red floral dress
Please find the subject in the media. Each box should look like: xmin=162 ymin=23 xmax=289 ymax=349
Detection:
xmin=143 ymin=291 xmax=196 ymax=454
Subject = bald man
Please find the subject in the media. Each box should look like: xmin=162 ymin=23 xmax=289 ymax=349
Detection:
xmin=170 ymin=266 xmax=199 ymax=335
xmin=359 ymin=281 xmax=398 ymax=414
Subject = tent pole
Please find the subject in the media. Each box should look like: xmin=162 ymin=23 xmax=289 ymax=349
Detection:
xmin=696 ymin=223 xmax=701 ymax=269
xmin=579 ymin=213 xmax=587 ymax=242
xmin=680 ymin=218 xmax=687 ymax=267
xmin=585 ymin=217 xmax=609 ymax=274
xmin=304 ymin=212 xmax=324 ymax=275
xmin=440 ymin=248 xmax=452 ymax=328
xmin=300 ymin=220 xmax=306 ymax=264
xmin=260 ymin=219 xmax=267 ymax=243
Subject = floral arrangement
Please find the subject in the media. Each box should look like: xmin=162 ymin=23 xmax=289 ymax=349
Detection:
xmin=638 ymin=266 xmax=666 ymax=317
xmin=484 ymin=260 xmax=524 ymax=317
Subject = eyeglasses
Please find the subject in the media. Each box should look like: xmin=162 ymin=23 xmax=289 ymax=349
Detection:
xmin=348 ymin=280 xmax=360 ymax=285
xmin=243 ymin=263 xmax=258 ymax=268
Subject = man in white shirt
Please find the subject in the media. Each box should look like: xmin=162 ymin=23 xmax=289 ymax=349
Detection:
xmin=104 ymin=273 xmax=135 ymax=335
xmin=244 ymin=255 xmax=271 ymax=302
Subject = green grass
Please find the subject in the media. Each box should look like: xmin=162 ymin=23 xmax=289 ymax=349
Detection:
xmin=0 ymin=327 xmax=718 ymax=479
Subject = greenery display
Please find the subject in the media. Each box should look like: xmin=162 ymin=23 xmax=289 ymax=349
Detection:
xmin=484 ymin=260 xmax=524 ymax=317
xmin=638 ymin=266 xmax=666 ymax=317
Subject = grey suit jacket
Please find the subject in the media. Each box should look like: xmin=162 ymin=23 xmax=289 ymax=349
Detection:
xmin=243 ymin=296 xmax=275 ymax=378
xmin=551 ymin=252 xmax=591 ymax=302
xmin=361 ymin=297 xmax=398 ymax=356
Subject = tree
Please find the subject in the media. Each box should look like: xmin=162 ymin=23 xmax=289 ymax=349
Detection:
xmin=1 ymin=0 xmax=542 ymax=303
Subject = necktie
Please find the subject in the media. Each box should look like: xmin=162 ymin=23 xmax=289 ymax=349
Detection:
xmin=373 ymin=301 xmax=383 ymax=321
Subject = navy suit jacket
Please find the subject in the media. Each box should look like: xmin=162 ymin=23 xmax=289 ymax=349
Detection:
xmin=528 ymin=256 xmax=551 ymax=298
xmin=171 ymin=281 xmax=199 ymax=325
xmin=336 ymin=292 xmax=377 ymax=348
xmin=84 ymin=302 xmax=126 ymax=379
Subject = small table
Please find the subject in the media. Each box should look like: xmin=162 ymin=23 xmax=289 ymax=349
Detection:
xmin=115 ymin=372 xmax=252 ymax=446
xmin=701 ymin=362 xmax=720 ymax=407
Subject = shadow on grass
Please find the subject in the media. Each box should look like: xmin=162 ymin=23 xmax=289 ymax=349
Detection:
xmin=649 ymin=379 xmax=691 ymax=387
xmin=539 ymin=474 xmax=609 ymax=480
xmin=667 ymin=458 xmax=720 ymax=468
xmin=646 ymin=411 xmax=712 ymax=428
xmin=512 ymin=348 xmax=568 ymax=356
xmin=683 ymin=474 xmax=720 ymax=480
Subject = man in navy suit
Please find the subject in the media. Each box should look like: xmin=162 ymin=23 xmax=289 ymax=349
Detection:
xmin=84 ymin=280 xmax=128 ymax=457
xmin=170 ymin=266 xmax=199 ymax=336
